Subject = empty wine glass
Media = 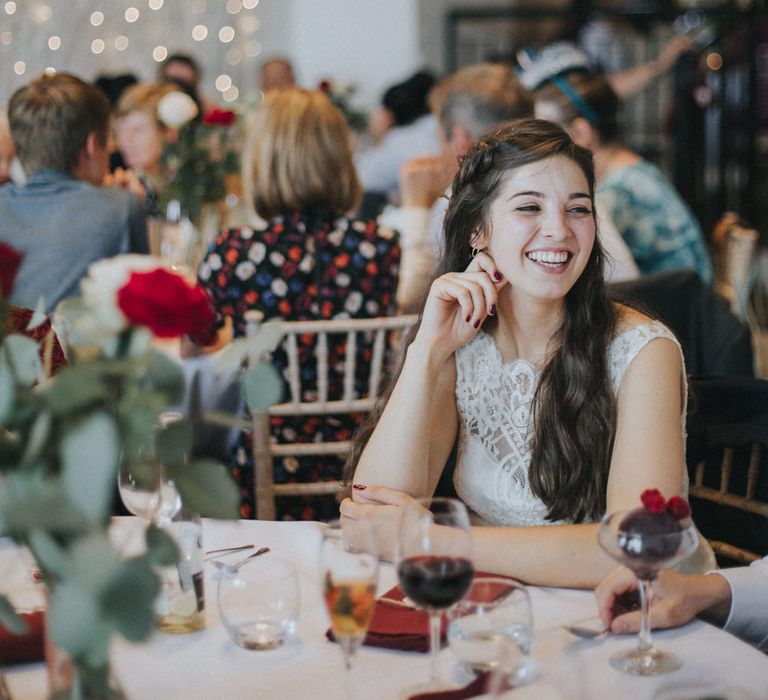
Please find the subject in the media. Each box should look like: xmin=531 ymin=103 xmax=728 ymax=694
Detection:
xmin=398 ymin=497 xmax=474 ymax=693
xmin=321 ymin=519 xmax=378 ymax=699
xmin=117 ymin=412 xmax=183 ymax=520
xmin=118 ymin=457 xmax=161 ymax=520
xmin=598 ymin=510 xmax=699 ymax=676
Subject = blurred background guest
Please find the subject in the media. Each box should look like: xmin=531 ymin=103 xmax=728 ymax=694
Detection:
xmin=94 ymin=73 xmax=139 ymax=172
xmin=260 ymin=56 xmax=295 ymax=93
xmin=113 ymin=81 xmax=179 ymax=213
xmin=0 ymin=110 xmax=20 ymax=186
xmin=0 ymin=73 xmax=147 ymax=313
xmin=159 ymin=52 xmax=209 ymax=111
xmin=534 ymin=70 xmax=712 ymax=282
xmin=380 ymin=63 xmax=535 ymax=312
xmin=198 ymin=86 xmax=400 ymax=521
xmin=355 ymin=70 xmax=440 ymax=205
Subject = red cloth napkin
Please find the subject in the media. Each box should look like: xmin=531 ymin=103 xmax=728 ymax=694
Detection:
xmin=0 ymin=610 xmax=45 ymax=666
xmin=407 ymin=672 xmax=492 ymax=700
xmin=326 ymin=573 xmax=518 ymax=653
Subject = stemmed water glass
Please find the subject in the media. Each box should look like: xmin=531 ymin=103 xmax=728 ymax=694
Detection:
xmin=598 ymin=510 xmax=699 ymax=676
xmin=397 ymin=497 xmax=474 ymax=693
xmin=321 ymin=519 xmax=379 ymax=699
xmin=117 ymin=412 xmax=183 ymax=520
xmin=117 ymin=457 xmax=162 ymax=520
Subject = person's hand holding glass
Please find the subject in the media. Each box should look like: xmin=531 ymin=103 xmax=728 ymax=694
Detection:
xmin=598 ymin=490 xmax=699 ymax=676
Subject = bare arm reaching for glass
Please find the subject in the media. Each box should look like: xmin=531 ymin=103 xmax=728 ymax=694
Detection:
xmin=342 ymin=118 xmax=714 ymax=588
xmin=596 ymin=565 xmax=732 ymax=634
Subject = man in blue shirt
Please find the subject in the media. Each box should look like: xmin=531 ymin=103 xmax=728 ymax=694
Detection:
xmin=0 ymin=72 xmax=147 ymax=313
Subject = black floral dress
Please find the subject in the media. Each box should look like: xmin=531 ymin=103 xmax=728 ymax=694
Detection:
xmin=198 ymin=209 xmax=400 ymax=520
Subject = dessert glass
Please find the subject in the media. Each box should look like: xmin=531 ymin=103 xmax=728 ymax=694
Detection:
xmin=598 ymin=510 xmax=699 ymax=676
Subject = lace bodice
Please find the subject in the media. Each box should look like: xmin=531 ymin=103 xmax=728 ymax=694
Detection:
xmin=453 ymin=322 xmax=681 ymax=527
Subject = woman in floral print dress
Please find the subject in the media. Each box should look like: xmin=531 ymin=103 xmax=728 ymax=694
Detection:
xmin=199 ymin=87 xmax=400 ymax=521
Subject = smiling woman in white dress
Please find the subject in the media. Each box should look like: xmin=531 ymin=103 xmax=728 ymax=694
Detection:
xmin=342 ymin=118 xmax=714 ymax=588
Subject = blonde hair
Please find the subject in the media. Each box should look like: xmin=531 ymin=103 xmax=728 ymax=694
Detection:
xmin=114 ymin=81 xmax=177 ymax=123
xmin=243 ymin=87 xmax=361 ymax=219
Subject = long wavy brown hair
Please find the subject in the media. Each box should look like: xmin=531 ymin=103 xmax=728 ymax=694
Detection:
xmin=346 ymin=118 xmax=618 ymax=523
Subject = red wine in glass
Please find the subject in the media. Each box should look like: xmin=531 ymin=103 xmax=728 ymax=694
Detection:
xmin=397 ymin=555 xmax=473 ymax=610
xmin=398 ymin=497 xmax=473 ymax=692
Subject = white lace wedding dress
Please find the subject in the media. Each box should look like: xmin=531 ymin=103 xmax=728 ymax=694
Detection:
xmin=453 ymin=321 xmax=716 ymax=573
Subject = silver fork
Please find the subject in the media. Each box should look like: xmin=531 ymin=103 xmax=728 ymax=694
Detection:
xmin=212 ymin=546 xmax=271 ymax=572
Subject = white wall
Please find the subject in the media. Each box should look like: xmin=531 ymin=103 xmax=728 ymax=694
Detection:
xmin=0 ymin=0 xmax=425 ymax=115
xmin=285 ymin=0 xmax=424 ymax=111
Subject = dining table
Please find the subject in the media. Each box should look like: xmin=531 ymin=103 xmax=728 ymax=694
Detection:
xmin=3 ymin=517 xmax=768 ymax=700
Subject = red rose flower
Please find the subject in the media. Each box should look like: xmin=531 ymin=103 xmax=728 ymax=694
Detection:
xmin=203 ymin=108 xmax=236 ymax=126
xmin=318 ymin=80 xmax=331 ymax=93
xmin=640 ymin=488 xmax=666 ymax=514
xmin=0 ymin=242 xmax=24 ymax=298
xmin=666 ymin=496 xmax=691 ymax=520
xmin=117 ymin=268 xmax=215 ymax=341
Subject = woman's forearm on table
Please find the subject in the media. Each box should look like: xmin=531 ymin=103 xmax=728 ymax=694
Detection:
xmin=353 ymin=339 xmax=454 ymax=496
xmin=471 ymin=523 xmax=616 ymax=589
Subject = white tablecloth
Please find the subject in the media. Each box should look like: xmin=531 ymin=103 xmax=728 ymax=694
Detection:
xmin=4 ymin=518 xmax=768 ymax=700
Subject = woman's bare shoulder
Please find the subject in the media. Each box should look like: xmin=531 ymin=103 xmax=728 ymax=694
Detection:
xmin=613 ymin=302 xmax=659 ymax=334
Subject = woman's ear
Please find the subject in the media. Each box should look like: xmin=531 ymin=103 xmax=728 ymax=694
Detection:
xmin=470 ymin=230 xmax=489 ymax=251
xmin=569 ymin=117 xmax=596 ymax=148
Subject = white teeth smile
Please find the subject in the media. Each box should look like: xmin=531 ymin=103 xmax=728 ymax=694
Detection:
xmin=526 ymin=251 xmax=570 ymax=266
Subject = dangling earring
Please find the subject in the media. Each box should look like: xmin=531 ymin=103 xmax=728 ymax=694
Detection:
xmin=470 ymin=246 xmax=479 ymax=258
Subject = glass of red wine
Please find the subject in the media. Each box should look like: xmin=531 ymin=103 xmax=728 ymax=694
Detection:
xmin=598 ymin=510 xmax=699 ymax=676
xmin=397 ymin=497 xmax=474 ymax=692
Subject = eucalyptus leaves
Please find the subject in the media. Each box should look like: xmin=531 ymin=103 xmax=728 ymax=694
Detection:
xmin=0 ymin=251 xmax=243 ymax=698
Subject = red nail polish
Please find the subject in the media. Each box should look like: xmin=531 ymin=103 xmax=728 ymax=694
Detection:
xmin=465 ymin=315 xmax=471 ymax=323
xmin=489 ymin=304 xmax=496 ymax=316
xmin=493 ymin=271 xmax=503 ymax=281
xmin=473 ymin=319 xmax=480 ymax=329
xmin=352 ymin=484 xmax=367 ymax=490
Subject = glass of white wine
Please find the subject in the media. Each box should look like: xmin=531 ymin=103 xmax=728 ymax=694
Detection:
xmin=320 ymin=519 xmax=378 ymax=700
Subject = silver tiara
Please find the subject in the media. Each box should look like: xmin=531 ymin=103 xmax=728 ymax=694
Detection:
xmin=516 ymin=41 xmax=592 ymax=91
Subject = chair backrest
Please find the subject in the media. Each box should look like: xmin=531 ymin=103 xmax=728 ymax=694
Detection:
xmin=712 ymin=215 xmax=759 ymax=321
xmin=686 ymin=375 xmax=768 ymax=565
xmin=611 ymin=269 xmax=755 ymax=377
xmin=252 ymin=314 xmax=418 ymax=520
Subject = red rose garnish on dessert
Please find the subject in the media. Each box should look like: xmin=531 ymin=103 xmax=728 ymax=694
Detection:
xmin=640 ymin=489 xmax=666 ymax=514
xmin=666 ymin=496 xmax=691 ymax=520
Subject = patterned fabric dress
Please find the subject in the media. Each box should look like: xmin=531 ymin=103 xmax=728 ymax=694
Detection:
xmin=198 ymin=209 xmax=400 ymax=521
xmin=597 ymin=161 xmax=712 ymax=283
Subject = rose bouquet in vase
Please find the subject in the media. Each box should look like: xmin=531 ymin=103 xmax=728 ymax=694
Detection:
xmin=155 ymin=91 xmax=240 ymax=270
xmin=0 ymin=248 xmax=240 ymax=699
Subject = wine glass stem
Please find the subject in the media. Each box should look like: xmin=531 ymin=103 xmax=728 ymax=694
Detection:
xmin=637 ymin=576 xmax=654 ymax=652
xmin=429 ymin=610 xmax=441 ymax=684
